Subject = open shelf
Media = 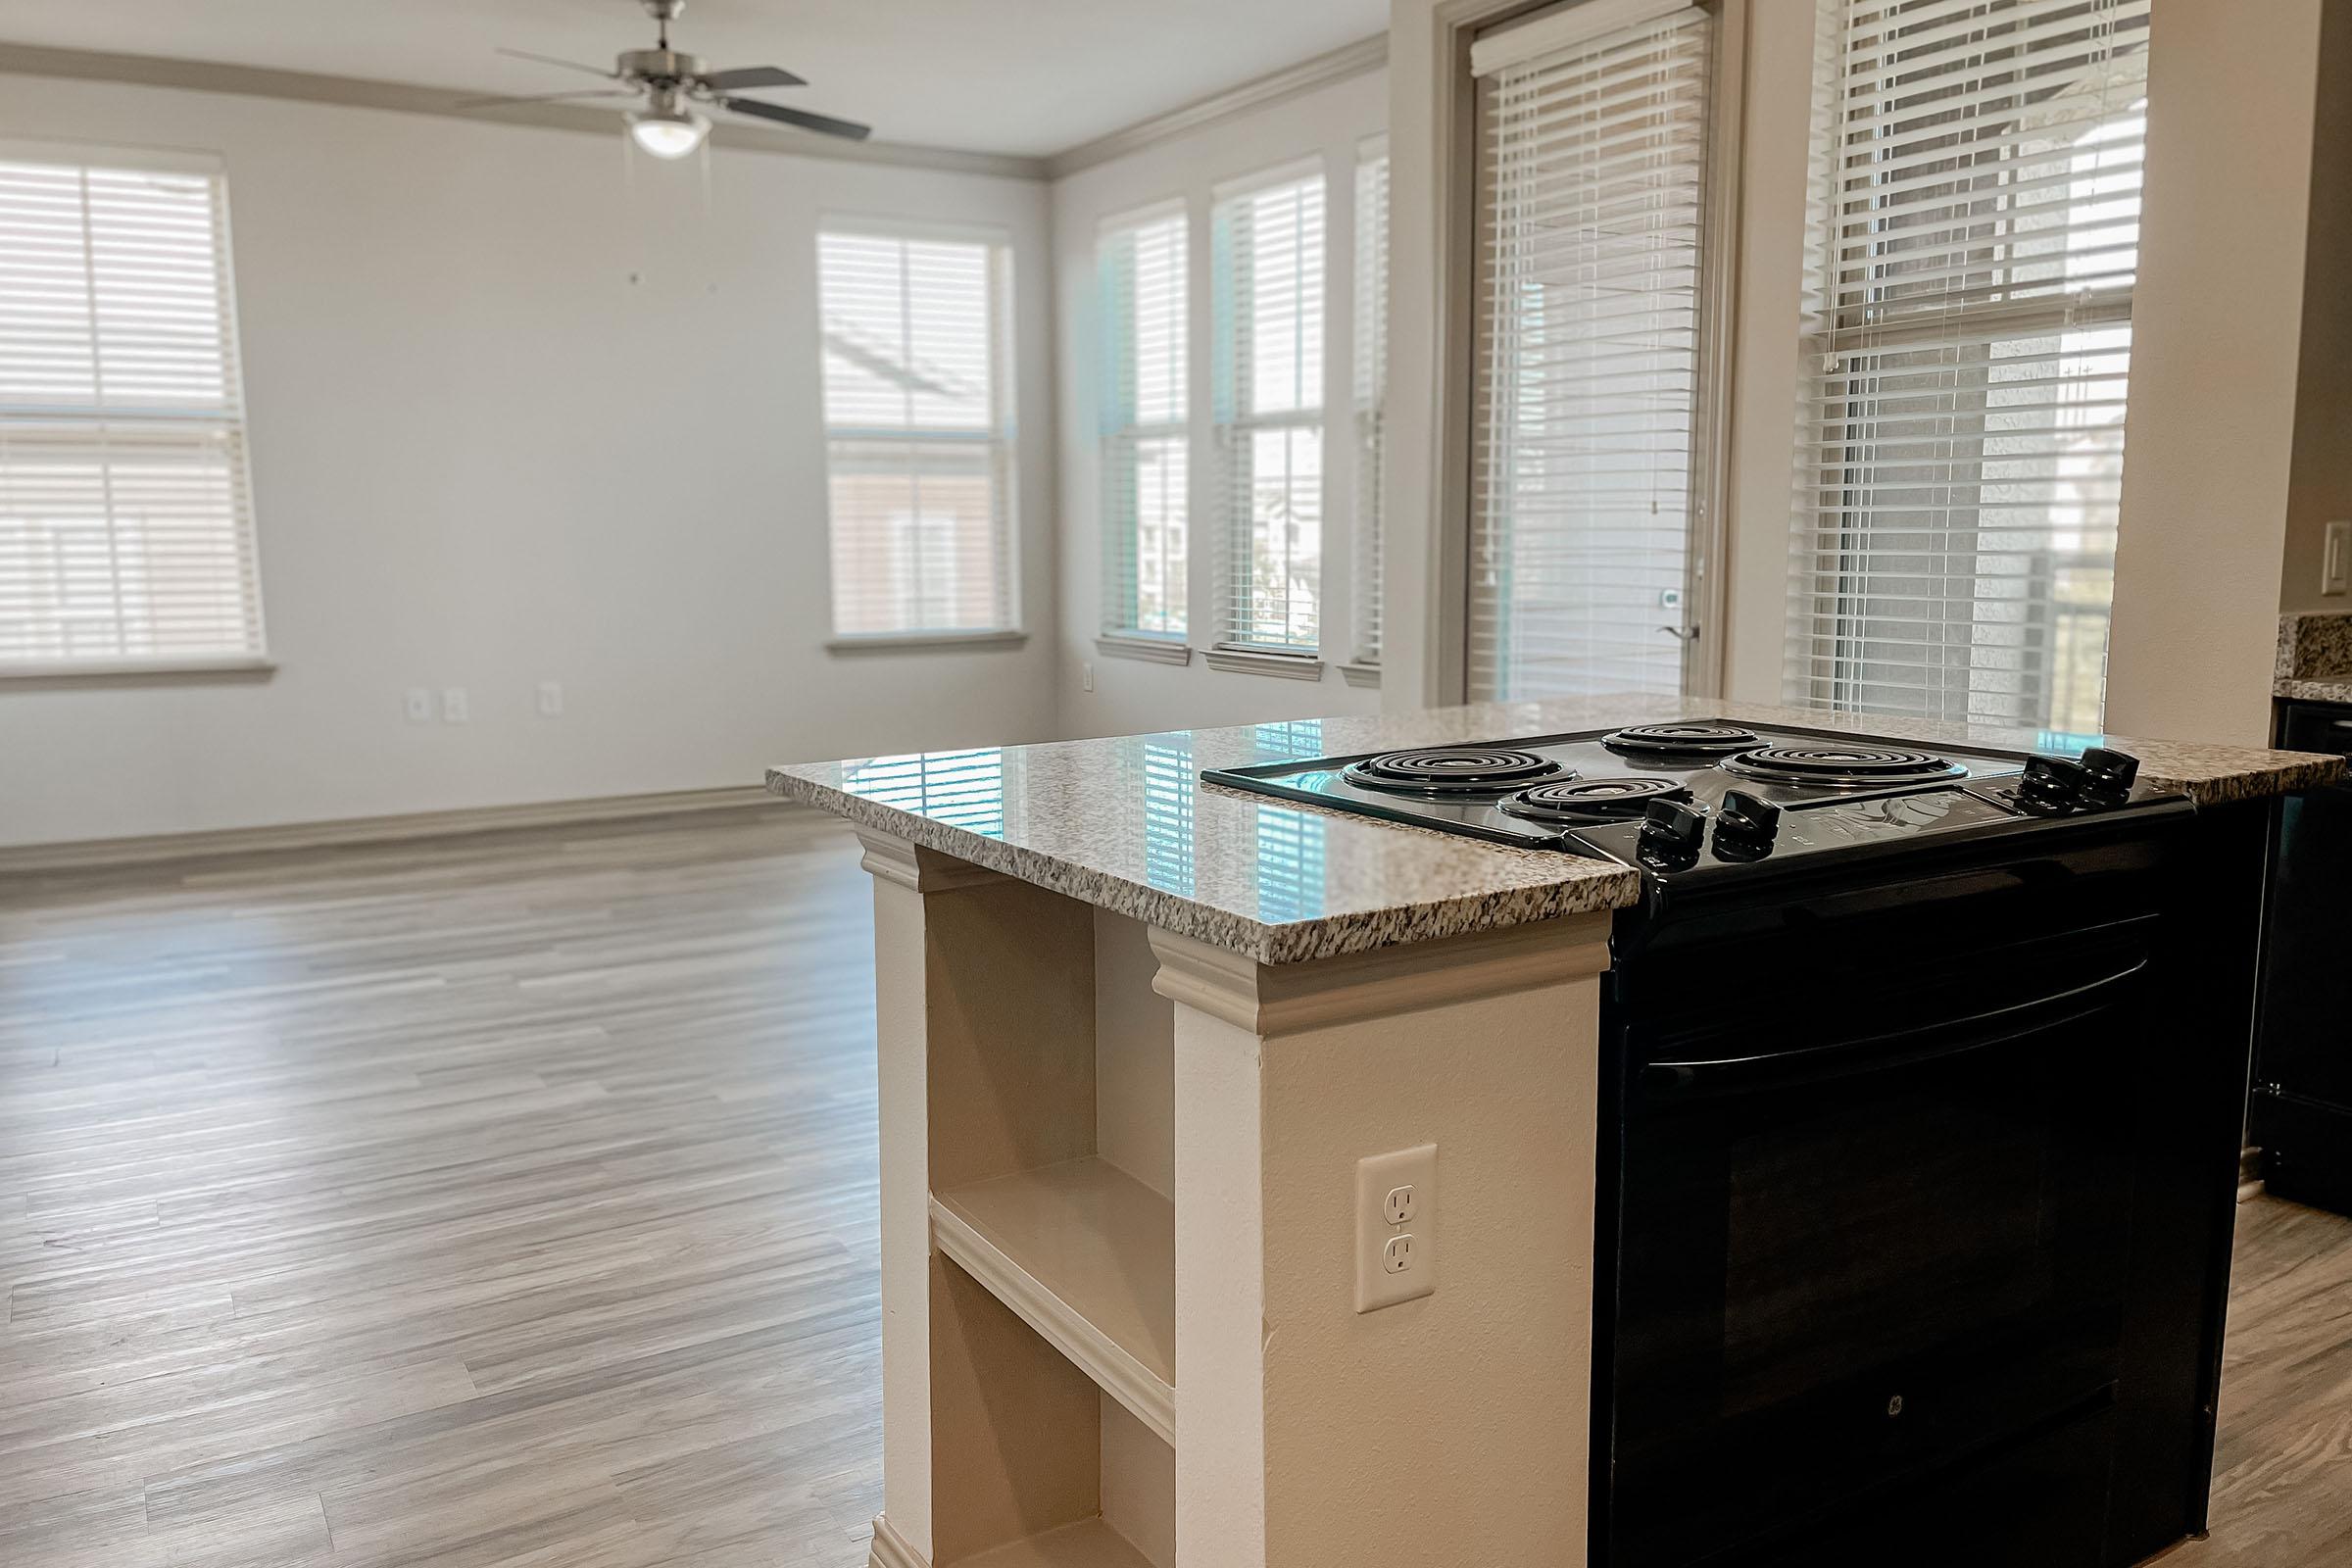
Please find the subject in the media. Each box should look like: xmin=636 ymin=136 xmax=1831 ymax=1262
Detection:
xmin=949 ymin=1517 xmax=1154 ymax=1568
xmin=930 ymin=1155 xmax=1176 ymax=1445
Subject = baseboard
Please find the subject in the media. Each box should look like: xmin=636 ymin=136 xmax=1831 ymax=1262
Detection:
xmin=0 ymin=784 xmax=796 ymax=874
xmin=868 ymin=1515 xmax=928 ymax=1568
xmin=2239 ymin=1145 xmax=2266 ymax=1204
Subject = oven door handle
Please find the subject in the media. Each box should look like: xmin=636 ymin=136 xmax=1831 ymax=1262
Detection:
xmin=1640 ymin=957 xmax=2148 ymax=1100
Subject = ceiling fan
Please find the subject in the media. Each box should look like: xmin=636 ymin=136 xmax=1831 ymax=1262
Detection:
xmin=466 ymin=0 xmax=872 ymax=161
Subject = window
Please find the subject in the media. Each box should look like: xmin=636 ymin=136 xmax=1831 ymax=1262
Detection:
xmin=1211 ymin=169 xmax=1325 ymax=656
xmin=818 ymin=229 xmax=1015 ymax=639
xmin=1468 ymin=0 xmax=1720 ymax=701
xmin=1099 ymin=206 xmax=1188 ymax=640
xmin=1788 ymin=0 xmax=2150 ymax=735
xmin=0 ymin=146 xmax=265 ymax=671
xmin=1352 ymin=143 xmax=1391 ymax=670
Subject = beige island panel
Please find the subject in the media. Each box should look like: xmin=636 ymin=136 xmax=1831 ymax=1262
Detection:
xmin=774 ymin=697 xmax=2339 ymax=1568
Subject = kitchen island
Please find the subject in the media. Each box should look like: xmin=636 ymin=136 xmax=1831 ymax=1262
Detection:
xmin=767 ymin=697 xmax=2340 ymax=1568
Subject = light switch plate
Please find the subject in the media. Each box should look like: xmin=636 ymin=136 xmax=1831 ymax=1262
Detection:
xmin=1355 ymin=1143 xmax=1437 ymax=1313
xmin=2325 ymin=520 xmax=2349 ymax=597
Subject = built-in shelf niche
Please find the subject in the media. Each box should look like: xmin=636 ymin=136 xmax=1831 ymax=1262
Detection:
xmin=952 ymin=1518 xmax=1157 ymax=1568
xmin=932 ymin=1157 xmax=1175 ymax=1443
xmin=921 ymin=893 xmax=1176 ymax=1568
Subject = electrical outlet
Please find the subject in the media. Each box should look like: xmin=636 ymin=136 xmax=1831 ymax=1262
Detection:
xmin=442 ymin=687 xmax=469 ymax=724
xmin=2326 ymin=521 xmax=2350 ymax=597
xmin=1082 ymin=661 xmax=1095 ymax=693
xmin=404 ymin=687 xmax=432 ymax=722
xmin=536 ymin=679 xmax=564 ymax=717
xmin=1356 ymin=1143 xmax=1437 ymax=1312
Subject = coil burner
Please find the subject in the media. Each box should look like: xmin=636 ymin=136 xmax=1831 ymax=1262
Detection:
xmin=1344 ymin=747 xmax=1567 ymax=797
xmin=1499 ymin=776 xmax=1693 ymax=823
xmin=1601 ymin=723 xmax=1762 ymax=760
xmin=1718 ymin=745 xmax=1965 ymax=790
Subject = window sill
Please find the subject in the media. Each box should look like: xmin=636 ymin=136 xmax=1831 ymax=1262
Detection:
xmin=1204 ymin=646 xmax=1325 ymax=681
xmin=1338 ymin=661 xmax=1382 ymax=690
xmin=0 ymin=656 xmax=277 ymax=690
xmin=1096 ymin=634 xmax=1192 ymax=666
xmin=826 ymin=630 xmax=1029 ymax=656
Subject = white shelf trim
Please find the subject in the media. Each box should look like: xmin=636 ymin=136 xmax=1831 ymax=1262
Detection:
xmin=1203 ymin=645 xmax=1324 ymax=680
xmin=1095 ymin=633 xmax=1193 ymax=666
xmin=826 ymin=629 xmax=1029 ymax=656
xmin=929 ymin=1158 xmax=1176 ymax=1446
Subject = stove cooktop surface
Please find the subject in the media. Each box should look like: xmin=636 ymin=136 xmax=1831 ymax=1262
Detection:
xmin=1200 ymin=720 xmax=2186 ymax=881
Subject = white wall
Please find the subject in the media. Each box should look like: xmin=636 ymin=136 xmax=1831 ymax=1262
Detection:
xmin=2277 ymin=0 xmax=2352 ymax=619
xmin=1049 ymin=69 xmax=1388 ymax=739
xmin=0 ymin=74 xmax=1059 ymax=848
xmin=2102 ymin=0 xmax=2322 ymax=744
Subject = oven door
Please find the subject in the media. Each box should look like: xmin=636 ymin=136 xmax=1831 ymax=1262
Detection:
xmin=1605 ymin=928 xmax=2148 ymax=1568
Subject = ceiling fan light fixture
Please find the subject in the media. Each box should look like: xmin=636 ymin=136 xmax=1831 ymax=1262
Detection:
xmin=627 ymin=106 xmax=709 ymax=160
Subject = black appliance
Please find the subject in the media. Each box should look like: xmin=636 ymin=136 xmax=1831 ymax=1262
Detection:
xmin=2253 ymin=699 xmax=2352 ymax=1213
xmin=1202 ymin=721 xmax=2262 ymax=1568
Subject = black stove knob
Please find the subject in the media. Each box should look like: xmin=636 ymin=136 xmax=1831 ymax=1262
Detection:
xmin=1713 ymin=790 xmax=1781 ymax=846
xmin=2079 ymin=747 xmax=2140 ymax=800
xmin=1640 ymin=799 xmax=1708 ymax=866
xmin=2018 ymin=754 xmax=2091 ymax=812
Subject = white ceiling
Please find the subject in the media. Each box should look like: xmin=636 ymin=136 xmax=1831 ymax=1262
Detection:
xmin=0 ymin=0 xmax=1392 ymax=160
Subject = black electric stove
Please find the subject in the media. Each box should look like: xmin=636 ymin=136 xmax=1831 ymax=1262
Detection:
xmin=1200 ymin=719 xmax=2184 ymax=885
xmin=1207 ymin=720 xmax=2241 ymax=1568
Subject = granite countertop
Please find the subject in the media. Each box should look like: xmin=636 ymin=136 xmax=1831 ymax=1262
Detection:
xmin=768 ymin=696 xmax=2344 ymax=965
xmin=2277 ymin=612 xmax=2352 ymax=704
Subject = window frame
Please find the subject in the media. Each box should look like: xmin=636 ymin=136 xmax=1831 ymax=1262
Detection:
xmin=0 ymin=139 xmax=270 ymax=682
xmin=1207 ymin=159 xmax=1330 ymax=668
xmin=1460 ymin=0 xmax=1744 ymax=702
xmin=1346 ymin=136 xmax=1392 ymax=685
xmin=1096 ymin=198 xmax=1192 ymax=655
xmin=1784 ymin=0 xmax=2149 ymax=734
xmin=815 ymin=217 xmax=1023 ymax=650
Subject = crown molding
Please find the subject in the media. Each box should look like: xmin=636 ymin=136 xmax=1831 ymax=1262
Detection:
xmin=0 ymin=42 xmax=1052 ymax=180
xmin=1045 ymin=32 xmax=1389 ymax=180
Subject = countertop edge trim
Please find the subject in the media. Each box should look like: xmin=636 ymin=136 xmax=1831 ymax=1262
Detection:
xmin=766 ymin=768 xmax=1642 ymax=963
xmin=1148 ymin=916 xmax=1616 ymax=1035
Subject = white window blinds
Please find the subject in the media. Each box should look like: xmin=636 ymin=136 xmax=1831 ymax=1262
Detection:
xmin=818 ymin=230 xmax=1015 ymax=638
xmin=1099 ymin=207 xmax=1188 ymax=639
xmin=1788 ymin=0 xmax=2150 ymax=735
xmin=0 ymin=147 xmax=265 ymax=670
xmin=1352 ymin=146 xmax=1390 ymax=668
xmin=1212 ymin=170 xmax=1325 ymax=655
xmin=1468 ymin=1 xmax=1716 ymax=701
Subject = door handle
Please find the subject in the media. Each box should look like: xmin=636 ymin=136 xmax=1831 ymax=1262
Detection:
xmin=1655 ymin=625 xmax=1700 ymax=643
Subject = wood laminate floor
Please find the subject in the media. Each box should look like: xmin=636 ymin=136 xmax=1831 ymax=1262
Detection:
xmin=1 ymin=807 xmax=2347 ymax=1567
xmin=0 ymin=806 xmax=882 ymax=1568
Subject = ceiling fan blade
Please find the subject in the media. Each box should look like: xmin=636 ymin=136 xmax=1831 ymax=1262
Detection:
xmin=493 ymin=46 xmax=620 ymax=80
xmin=455 ymin=88 xmax=638 ymax=110
xmin=720 ymin=96 xmax=872 ymax=141
xmin=698 ymin=65 xmax=806 ymax=90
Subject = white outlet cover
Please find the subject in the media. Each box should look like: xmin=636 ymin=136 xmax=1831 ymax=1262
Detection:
xmin=536 ymin=680 xmax=564 ymax=717
xmin=404 ymin=687 xmax=432 ymax=722
xmin=1356 ymin=1143 xmax=1437 ymax=1313
xmin=441 ymin=687 xmax=469 ymax=724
